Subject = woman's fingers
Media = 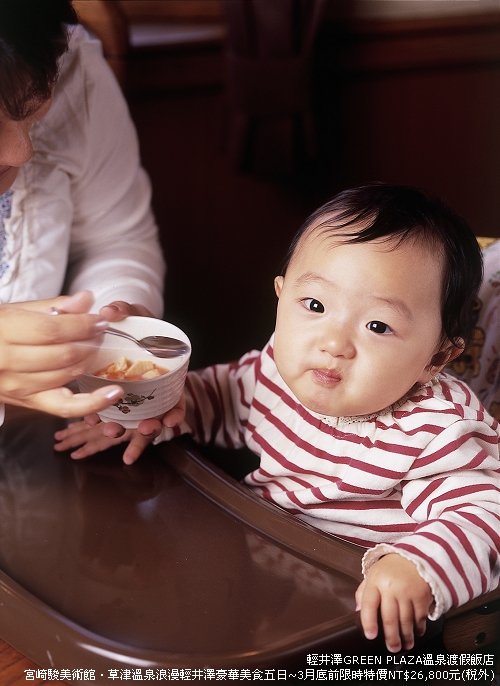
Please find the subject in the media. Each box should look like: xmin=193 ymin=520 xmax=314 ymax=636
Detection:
xmin=0 ymin=294 xmax=109 ymax=399
xmin=16 ymin=291 xmax=95 ymax=315
xmin=98 ymin=300 xmax=154 ymax=320
xmin=0 ymin=341 xmax=99 ymax=374
xmin=11 ymin=385 xmax=123 ymax=419
xmin=0 ymin=365 xmax=95 ymax=398
xmin=0 ymin=301 xmax=106 ymax=347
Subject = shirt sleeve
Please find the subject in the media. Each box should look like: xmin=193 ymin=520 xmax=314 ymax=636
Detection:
xmin=60 ymin=28 xmax=165 ymax=315
xmin=362 ymin=417 xmax=500 ymax=619
xmin=156 ymin=349 xmax=261 ymax=448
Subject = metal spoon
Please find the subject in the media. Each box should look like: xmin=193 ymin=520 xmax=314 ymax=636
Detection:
xmin=104 ymin=326 xmax=190 ymax=359
xmin=49 ymin=307 xmax=189 ymax=359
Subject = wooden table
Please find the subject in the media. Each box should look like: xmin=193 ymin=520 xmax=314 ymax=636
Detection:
xmin=1 ymin=408 xmax=498 ymax=685
xmin=0 ymin=639 xmax=65 ymax=686
xmin=0 ymin=408 xmax=365 ymax=684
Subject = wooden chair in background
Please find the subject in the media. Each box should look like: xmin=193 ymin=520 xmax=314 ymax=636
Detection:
xmin=72 ymin=0 xmax=130 ymax=87
xmin=221 ymin=0 xmax=328 ymax=174
xmin=72 ymin=0 xmax=225 ymax=94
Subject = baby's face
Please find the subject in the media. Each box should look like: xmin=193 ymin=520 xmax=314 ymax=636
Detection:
xmin=273 ymin=225 xmax=446 ymax=418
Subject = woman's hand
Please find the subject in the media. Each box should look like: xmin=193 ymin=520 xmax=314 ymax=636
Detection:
xmin=86 ymin=299 xmax=156 ymax=423
xmin=0 ymin=291 xmax=124 ymax=418
xmin=98 ymin=300 xmax=155 ymax=321
xmin=57 ymin=301 xmax=184 ymax=463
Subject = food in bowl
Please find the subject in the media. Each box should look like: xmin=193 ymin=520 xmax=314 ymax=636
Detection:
xmin=77 ymin=316 xmax=191 ymax=428
xmin=94 ymin=356 xmax=168 ymax=381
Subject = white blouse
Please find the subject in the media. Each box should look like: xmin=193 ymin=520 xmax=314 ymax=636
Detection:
xmin=0 ymin=25 xmax=165 ymax=314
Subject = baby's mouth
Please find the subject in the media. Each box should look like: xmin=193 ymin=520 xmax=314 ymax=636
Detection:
xmin=312 ymin=368 xmax=342 ymax=386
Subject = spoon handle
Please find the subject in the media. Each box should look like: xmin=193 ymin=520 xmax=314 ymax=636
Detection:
xmin=51 ymin=310 xmax=147 ymax=351
xmin=105 ymin=326 xmax=133 ymax=339
xmin=104 ymin=327 xmax=143 ymax=347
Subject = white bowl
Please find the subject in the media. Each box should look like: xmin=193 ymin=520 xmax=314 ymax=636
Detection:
xmin=77 ymin=317 xmax=191 ymax=428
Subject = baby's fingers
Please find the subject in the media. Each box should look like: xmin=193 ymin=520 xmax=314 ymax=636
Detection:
xmin=123 ymin=431 xmax=158 ymax=466
xmin=54 ymin=420 xmax=95 ymax=450
xmin=379 ymin=596 xmax=402 ymax=653
xmin=137 ymin=417 xmax=163 ymax=436
xmin=84 ymin=413 xmax=102 ymax=427
xmin=162 ymin=395 xmax=186 ymax=428
xmin=398 ymin=602 xmax=417 ymax=651
xmin=413 ymin=600 xmax=428 ymax=639
xmin=69 ymin=430 xmax=132 ymax=460
xmin=357 ymin=582 xmax=380 ymax=642
xmin=101 ymin=421 xmax=127 ymax=438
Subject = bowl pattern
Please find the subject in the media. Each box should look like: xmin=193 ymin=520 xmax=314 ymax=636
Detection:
xmin=77 ymin=318 xmax=191 ymax=428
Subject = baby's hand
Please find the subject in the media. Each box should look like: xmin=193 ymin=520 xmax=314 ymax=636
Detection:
xmin=54 ymin=396 xmax=186 ymax=465
xmin=54 ymin=418 xmax=155 ymax=465
xmin=355 ymin=553 xmax=433 ymax=653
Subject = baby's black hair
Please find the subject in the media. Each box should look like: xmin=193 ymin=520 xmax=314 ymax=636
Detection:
xmin=0 ymin=0 xmax=77 ymax=120
xmin=283 ymin=183 xmax=483 ymax=347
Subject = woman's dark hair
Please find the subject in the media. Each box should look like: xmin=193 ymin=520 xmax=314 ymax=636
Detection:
xmin=283 ymin=183 xmax=483 ymax=347
xmin=0 ymin=0 xmax=77 ymax=120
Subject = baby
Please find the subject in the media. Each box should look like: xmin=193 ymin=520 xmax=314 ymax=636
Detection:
xmin=56 ymin=183 xmax=500 ymax=654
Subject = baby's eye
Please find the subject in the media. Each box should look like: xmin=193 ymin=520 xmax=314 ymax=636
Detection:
xmin=367 ymin=320 xmax=393 ymax=335
xmin=302 ymin=298 xmax=325 ymax=313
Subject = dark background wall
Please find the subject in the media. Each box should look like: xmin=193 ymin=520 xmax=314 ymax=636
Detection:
xmin=118 ymin=2 xmax=500 ymax=368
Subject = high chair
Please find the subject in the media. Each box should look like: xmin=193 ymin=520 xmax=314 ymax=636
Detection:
xmin=0 ymin=406 xmax=497 ymax=681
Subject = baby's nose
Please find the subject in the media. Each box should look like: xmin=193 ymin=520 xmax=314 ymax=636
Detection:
xmin=320 ymin=328 xmax=355 ymax=359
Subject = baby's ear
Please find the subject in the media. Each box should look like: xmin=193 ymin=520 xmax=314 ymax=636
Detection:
xmin=274 ymin=276 xmax=284 ymax=298
xmin=429 ymin=338 xmax=465 ymax=372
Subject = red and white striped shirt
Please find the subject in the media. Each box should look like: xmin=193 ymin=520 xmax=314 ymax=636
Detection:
xmin=160 ymin=336 xmax=500 ymax=619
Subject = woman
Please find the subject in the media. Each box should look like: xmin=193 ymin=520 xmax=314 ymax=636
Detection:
xmin=0 ymin=0 xmax=165 ymax=421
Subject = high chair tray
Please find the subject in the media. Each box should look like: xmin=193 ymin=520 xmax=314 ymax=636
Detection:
xmin=0 ymin=407 xmax=367 ymax=681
